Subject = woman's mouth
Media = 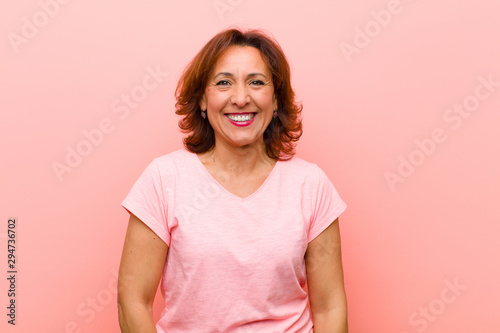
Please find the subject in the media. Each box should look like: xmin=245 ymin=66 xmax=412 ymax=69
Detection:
xmin=224 ymin=113 xmax=256 ymax=127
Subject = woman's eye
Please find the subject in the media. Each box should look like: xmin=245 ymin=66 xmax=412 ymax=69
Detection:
xmin=216 ymin=80 xmax=230 ymax=86
xmin=251 ymin=80 xmax=264 ymax=85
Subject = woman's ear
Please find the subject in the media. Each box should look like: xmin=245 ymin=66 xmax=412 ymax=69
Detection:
xmin=199 ymin=94 xmax=207 ymax=111
xmin=273 ymin=94 xmax=278 ymax=110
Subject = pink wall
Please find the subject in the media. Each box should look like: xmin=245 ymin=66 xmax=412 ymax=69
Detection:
xmin=2 ymin=1 xmax=499 ymax=332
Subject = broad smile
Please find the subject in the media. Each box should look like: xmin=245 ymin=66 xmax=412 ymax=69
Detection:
xmin=224 ymin=112 xmax=257 ymax=127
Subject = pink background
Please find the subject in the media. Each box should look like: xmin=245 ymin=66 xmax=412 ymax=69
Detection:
xmin=2 ymin=1 xmax=499 ymax=332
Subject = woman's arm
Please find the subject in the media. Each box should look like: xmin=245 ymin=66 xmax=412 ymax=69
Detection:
xmin=117 ymin=213 xmax=168 ymax=333
xmin=305 ymin=218 xmax=348 ymax=333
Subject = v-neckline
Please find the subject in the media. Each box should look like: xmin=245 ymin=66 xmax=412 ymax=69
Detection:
xmin=187 ymin=149 xmax=280 ymax=202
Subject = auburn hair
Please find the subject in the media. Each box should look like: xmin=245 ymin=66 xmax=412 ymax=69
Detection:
xmin=175 ymin=28 xmax=303 ymax=160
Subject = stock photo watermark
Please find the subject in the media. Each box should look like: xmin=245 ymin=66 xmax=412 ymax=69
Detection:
xmin=49 ymin=269 xmax=118 ymax=333
xmin=7 ymin=0 xmax=72 ymax=54
xmin=51 ymin=65 xmax=169 ymax=182
xmin=6 ymin=218 xmax=18 ymax=325
xmin=400 ymin=277 xmax=467 ymax=333
xmin=178 ymin=182 xmax=223 ymax=222
xmin=385 ymin=73 xmax=499 ymax=192
xmin=340 ymin=0 xmax=407 ymax=63
xmin=304 ymin=221 xmax=341 ymax=274
xmin=213 ymin=0 xmax=244 ymax=20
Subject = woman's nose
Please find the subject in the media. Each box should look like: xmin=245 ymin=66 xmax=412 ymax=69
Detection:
xmin=230 ymin=83 xmax=250 ymax=108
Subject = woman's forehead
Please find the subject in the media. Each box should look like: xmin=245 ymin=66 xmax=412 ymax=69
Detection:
xmin=211 ymin=46 xmax=271 ymax=76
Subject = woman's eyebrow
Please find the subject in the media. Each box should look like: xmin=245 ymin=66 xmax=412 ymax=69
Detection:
xmin=213 ymin=72 xmax=268 ymax=79
xmin=247 ymin=73 xmax=267 ymax=79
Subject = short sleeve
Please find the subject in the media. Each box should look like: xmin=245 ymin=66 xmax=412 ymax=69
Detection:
xmin=121 ymin=158 xmax=170 ymax=246
xmin=307 ymin=165 xmax=347 ymax=242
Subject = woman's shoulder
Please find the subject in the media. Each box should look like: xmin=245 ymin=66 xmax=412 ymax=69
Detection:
xmin=153 ymin=148 xmax=192 ymax=165
xmin=279 ymin=154 xmax=321 ymax=173
xmin=141 ymin=148 xmax=195 ymax=178
xmin=278 ymin=155 xmax=326 ymax=185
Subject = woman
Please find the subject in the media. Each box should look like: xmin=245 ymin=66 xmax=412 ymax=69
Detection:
xmin=117 ymin=28 xmax=348 ymax=333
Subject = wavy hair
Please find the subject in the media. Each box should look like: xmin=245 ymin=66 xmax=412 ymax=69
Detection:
xmin=175 ymin=28 xmax=303 ymax=160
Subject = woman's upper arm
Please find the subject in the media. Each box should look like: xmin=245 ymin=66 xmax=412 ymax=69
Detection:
xmin=305 ymin=218 xmax=347 ymax=313
xmin=118 ymin=213 xmax=169 ymax=307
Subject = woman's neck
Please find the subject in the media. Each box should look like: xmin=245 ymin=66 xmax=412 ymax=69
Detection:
xmin=198 ymin=142 xmax=275 ymax=177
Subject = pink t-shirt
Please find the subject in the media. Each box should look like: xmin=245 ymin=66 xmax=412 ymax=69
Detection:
xmin=121 ymin=148 xmax=347 ymax=333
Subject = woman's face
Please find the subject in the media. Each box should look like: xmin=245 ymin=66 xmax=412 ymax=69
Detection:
xmin=200 ymin=45 xmax=277 ymax=150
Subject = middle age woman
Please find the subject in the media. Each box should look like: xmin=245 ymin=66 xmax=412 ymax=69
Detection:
xmin=118 ymin=27 xmax=348 ymax=333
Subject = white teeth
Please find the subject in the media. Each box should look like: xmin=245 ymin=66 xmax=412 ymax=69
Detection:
xmin=227 ymin=113 xmax=255 ymax=121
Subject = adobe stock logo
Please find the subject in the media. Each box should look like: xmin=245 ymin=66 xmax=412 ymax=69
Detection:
xmin=49 ymin=269 xmax=118 ymax=333
xmin=7 ymin=0 xmax=72 ymax=54
xmin=401 ymin=278 xmax=467 ymax=333
xmin=213 ymin=0 xmax=244 ymax=20
xmin=177 ymin=177 xmax=227 ymax=224
xmin=340 ymin=0 xmax=406 ymax=63
xmin=385 ymin=74 xmax=499 ymax=192
xmin=52 ymin=65 xmax=169 ymax=182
